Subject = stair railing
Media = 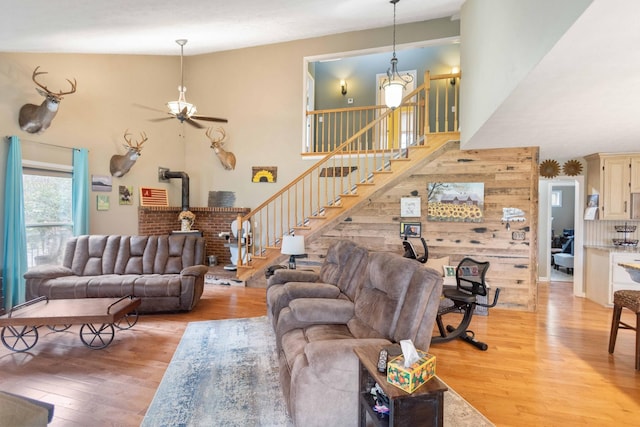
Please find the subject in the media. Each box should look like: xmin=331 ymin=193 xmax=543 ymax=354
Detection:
xmin=234 ymin=71 xmax=459 ymax=270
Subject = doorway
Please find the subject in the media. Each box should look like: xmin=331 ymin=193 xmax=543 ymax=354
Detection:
xmin=538 ymin=176 xmax=585 ymax=297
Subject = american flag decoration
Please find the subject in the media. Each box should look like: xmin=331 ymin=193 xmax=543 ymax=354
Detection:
xmin=140 ymin=187 xmax=169 ymax=206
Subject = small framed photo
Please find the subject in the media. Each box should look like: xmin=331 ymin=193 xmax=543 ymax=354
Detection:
xmin=400 ymin=222 xmax=421 ymax=238
xmin=119 ymin=185 xmax=133 ymax=205
xmin=401 ymin=197 xmax=421 ymax=217
xmin=97 ymin=194 xmax=110 ymax=211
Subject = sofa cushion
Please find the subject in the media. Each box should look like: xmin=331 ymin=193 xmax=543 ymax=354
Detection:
xmin=352 ymin=252 xmax=416 ymax=339
xmin=86 ymin=274 xmax=136 ymax=297
xmin=133 ymin=274 xmax=182 ymax=297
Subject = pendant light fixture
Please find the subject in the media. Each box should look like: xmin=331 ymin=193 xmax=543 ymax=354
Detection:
xmin=380 ymin=0 xmax=413 ymax=109
xmin=167 ymin=39 xmax=197 ymax=116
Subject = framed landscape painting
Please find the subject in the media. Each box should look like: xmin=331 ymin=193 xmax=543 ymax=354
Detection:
xmin=427 ymin=182 xmax=484 ymax=223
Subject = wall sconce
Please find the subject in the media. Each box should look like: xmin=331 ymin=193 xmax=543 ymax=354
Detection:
xmin=281 ymin=235 xmax=305 ymax=269
xmin=450 ymin=66 xmax=460 ymax=86
xmin=340 ymin=79 xmax=347 ymax=96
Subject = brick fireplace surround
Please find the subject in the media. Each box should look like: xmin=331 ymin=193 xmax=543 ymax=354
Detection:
xmin=138 ymin=206 xmax=250 ymax=266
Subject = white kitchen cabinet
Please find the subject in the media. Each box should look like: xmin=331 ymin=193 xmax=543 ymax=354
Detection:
xmin=584 ymin=247 xmax=640 ymax=306
xmin=585 ymin=153 xmax=640 ymax=220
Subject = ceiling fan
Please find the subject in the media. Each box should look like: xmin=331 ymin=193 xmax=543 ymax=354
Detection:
xmin=143 ymin=39 xmax=228 ymax=129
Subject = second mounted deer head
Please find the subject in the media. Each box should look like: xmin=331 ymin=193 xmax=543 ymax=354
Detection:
xmin=206 ymin=127 xmax=236 ymax=170
xmin=18 ymin=66 xmax=77 ymax=134
xmin=109 ymin=130 xmax=148 ymax=177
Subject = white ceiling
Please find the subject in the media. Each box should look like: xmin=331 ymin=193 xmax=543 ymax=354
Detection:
xmin=0 ymin=0 xmax=463 ymax=55
xmin=1 ymin=0 xmax=637 ymax=161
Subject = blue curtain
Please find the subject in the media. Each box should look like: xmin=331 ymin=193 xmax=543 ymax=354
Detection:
xmin=2 ymin=136 xmax=28 ymax=310
xmin=72 ymin=148 xmax=89 ymax=236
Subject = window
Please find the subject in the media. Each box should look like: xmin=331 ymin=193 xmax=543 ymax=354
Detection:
xmin=23 ymin=164 xmax=73 ymax=267
xmin=551 ymin=190 xmax=563 ymax=207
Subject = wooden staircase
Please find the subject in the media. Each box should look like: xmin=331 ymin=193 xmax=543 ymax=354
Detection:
xmin=233 ymin=71 xmax=461 ymax=282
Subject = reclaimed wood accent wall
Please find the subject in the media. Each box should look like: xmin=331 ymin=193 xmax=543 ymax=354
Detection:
xmin=307 ymin=144 xmax=539 ymax=312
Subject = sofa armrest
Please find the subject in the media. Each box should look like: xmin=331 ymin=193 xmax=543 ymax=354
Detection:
xmin=180 ymin=265 xmax=209 ymax=277
xmin=285 ymin=282 xmax=341 ymax=299
xmin=276 ymin=299 xmax=356 ymax=348
xmin=289 ymin=298 xmax=354 ymax=323
xmin=268 ymin=269 xmax=319 ymax=287
xmin=23 ymin=265 xmax=73 ymax=280
xmin=304 ymin=338 xmax=393 ymax=388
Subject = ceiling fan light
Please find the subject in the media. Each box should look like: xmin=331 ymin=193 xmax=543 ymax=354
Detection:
xmin=167 ymin=100 xmax=196 ymax=116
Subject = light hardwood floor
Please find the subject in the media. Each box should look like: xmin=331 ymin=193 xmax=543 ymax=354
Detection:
xmin=0 ymin=281 xmax=638 ymax=426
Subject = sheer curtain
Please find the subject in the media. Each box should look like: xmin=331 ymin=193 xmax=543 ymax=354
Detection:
xmin=72 ymin=148 xmax=89 ymax=236
xmin=2 ymin=136 xmax=28 ymax=310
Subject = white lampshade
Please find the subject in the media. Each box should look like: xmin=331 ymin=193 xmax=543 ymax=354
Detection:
xmin=384 ymin=81 xmax=404 ymax=109
xmin=281 ymin=235 xmax=305 ymax=255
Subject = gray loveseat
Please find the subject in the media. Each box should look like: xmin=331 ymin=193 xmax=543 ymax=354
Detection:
xmin=273 ymin=246 xmax=443 ymax=426
xmin=25 ymin=234 xmax=208 ymax=313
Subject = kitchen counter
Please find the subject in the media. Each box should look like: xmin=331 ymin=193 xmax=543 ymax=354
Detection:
xmin=584 ymin=244 xmax=640 ymax=253
xmin=618 ymin=262 xmax=640 ymax=283
xmin=585 ymin=248 xmax=640 ymax=306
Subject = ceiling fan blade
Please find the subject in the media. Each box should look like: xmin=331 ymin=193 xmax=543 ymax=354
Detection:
xmin=191 ymin=115 xmax=229 ymax=123
xmin=185 ymin=117 xmax=205 ymax=129
xmin=133 ymin=103 xmax=171 ymax=114
xmin=148 ymin=116 xmax=176 ymax=122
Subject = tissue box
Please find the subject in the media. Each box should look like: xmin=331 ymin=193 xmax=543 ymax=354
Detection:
xmin=386 ymin=350 xmax=436 ymax=393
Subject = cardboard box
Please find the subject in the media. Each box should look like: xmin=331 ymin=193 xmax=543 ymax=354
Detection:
xmin=386 ymin=350 xmax=436 ymax=393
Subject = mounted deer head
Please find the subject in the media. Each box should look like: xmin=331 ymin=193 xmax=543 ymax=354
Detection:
xmin=18 ymin=66 xmax=77 ymax=134
xmin=109 ymin=130 xmax=148 ymax=177
xmin=206 ymin=127 xmax=236 ymax=170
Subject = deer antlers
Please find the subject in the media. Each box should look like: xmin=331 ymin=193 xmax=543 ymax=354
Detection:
xmin=123 ymin=129 xmax=148 ymax=153
xmin=205 ymin=127 xmax=226 ymax=146
xmin=32 ymin=66 xmax=77 ymax=98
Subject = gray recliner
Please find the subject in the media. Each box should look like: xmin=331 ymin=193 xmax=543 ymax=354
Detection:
xmin=266 ymin=239 xmax=369 ymax=329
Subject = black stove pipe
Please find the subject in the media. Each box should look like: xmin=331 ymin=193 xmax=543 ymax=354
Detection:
xmin=162 ymin=170 xmax=190 ymax=211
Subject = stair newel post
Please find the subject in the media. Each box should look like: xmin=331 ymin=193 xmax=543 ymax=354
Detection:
xmin=235 ymin=214 xmax=244 ymax=267
xmin=423 ymin=70 xmax=431 ymax=138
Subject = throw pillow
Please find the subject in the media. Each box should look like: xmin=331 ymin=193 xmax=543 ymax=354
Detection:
xmin=424 ymin=256 xmax=450 ymax=276
xmin=443 ymin=265 xmax=456 ymax=278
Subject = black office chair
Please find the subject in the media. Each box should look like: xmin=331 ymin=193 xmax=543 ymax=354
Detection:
xmin=431 ymin=257 xmax=500 ymax=350
xmin=402 ymin=236 xmax=428 ymax=263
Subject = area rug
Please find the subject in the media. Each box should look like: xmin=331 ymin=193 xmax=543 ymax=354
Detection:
xmin=141 ymin=316 xmax=493 ymax=427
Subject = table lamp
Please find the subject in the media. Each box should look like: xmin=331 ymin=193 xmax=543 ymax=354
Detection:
xmin=281 ymin=235 xmax=305 ymax=269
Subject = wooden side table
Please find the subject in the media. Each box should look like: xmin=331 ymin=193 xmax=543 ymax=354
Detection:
xmin=354 ymin=345 xmax=447 ymax=427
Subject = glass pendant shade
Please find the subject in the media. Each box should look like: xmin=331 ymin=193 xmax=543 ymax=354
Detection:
xmin=384 ymin=81 xmax=404 ymax=109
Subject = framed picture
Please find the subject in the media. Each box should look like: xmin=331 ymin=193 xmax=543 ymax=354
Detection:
xmin=427 ymin=182 xmax=485 ymax=223
xmin=140 ymin=187 xmax=169 ymax=207
xmin=400 ymin=197 xmax=421 ymax=217
xmin=400 ymin=222 xmax=421 ymax=238
xmin=91 ymin=174 xmax=112 ymax=192
xmin=119 ymin=185 xmax=133 ymax=205
xmin=97 ymin=194 xmax=110 ymax=211
xmin=252 ymin=166 xmax=277 ymax=183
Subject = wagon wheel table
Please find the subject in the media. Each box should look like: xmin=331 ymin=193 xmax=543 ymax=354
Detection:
xmin=0 ymin=296 xmax=141 ymax=352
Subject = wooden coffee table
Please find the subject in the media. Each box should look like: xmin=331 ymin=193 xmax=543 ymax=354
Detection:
xmin=0 ymin=296 xmax=141 ymax=352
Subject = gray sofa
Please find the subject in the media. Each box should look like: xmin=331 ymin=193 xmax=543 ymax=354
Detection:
xmin=25 ymin=234 xmax=208 ymax=313
xmin=266 ymin=239 xmax=369 ymax=328
xmin=273 ymin=248 xmax=443 ymax=426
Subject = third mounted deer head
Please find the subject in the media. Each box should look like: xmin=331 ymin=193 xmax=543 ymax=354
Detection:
xmin=109 ymin=130 xmax=148 ymax=177
xmin=206 ymin=127 xmax=236 ymax=170
xmin=18 ymin=66 xmax=77 ymax=134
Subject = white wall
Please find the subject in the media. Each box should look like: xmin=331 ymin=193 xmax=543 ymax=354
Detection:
xmin=459 ymin=0 xmax=592 ymax=146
